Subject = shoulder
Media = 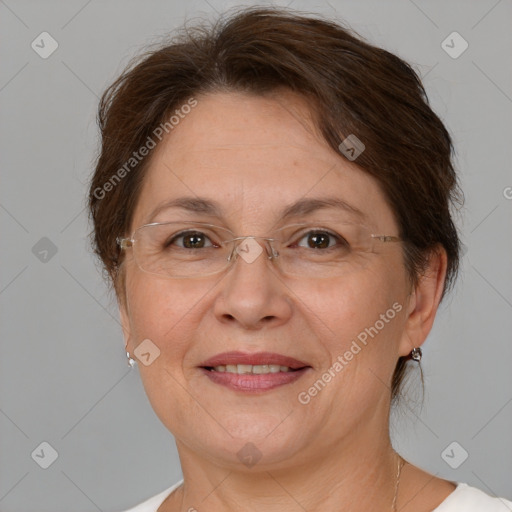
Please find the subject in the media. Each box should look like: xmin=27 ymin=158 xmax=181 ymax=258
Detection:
xmin=434 ymin=482 xmax=512 ymax=511
xmin=118 ymin=480 xmax=184 ymax=512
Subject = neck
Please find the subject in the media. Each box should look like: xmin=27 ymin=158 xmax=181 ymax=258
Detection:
xmin=170 ymin=422 xmax=399 ymax=512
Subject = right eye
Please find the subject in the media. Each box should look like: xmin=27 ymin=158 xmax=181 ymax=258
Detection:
xmin=165 ymin=230 xmax=216 ymax=249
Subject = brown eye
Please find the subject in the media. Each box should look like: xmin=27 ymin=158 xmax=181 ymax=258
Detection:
xmin=167 ymin=231 xmax=214 ymax=249
xmin=296 ymin=230 xmax=346 ymax=250
xmin=307 ymin=232 xmax=330 ymax=249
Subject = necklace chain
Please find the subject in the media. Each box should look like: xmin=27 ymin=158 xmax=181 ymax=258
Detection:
xmin=391 ymin=453 xmax=405 ymax=511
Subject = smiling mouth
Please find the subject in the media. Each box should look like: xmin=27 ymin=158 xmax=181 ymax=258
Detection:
xmin=198 ymin=351 xmax=312 ymax=391
xmin=202 ymin=364 xmax=308 ymax=374
xmin=199 ymin=365 xmax=312 ymax=392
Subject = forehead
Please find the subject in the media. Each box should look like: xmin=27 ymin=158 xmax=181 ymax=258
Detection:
xmin=131 ymin=91 xmax=396 ymax=232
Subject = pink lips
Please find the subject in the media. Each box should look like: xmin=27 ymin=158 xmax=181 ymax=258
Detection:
xmin=199 ymin=351 xmax=310 ymax=369
xmin=198 ymin=351 xmax=312 ymax=393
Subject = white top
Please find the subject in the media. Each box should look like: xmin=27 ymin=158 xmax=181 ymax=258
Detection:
xmin=120 ymin=480 xmax=512 ymax=511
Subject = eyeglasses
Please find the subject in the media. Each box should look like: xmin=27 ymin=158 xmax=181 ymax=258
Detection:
xmin=116 ymin=220 xmax=402 ymax=279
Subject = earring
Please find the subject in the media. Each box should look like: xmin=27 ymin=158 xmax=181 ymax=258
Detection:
xmin=410 ymin=347 xmax=422 ymax=362
xmin=126 ymin=350 xmax=137 ymax=368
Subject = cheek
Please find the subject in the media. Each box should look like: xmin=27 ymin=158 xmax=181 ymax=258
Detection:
xmin=124 ymin=270 xmax=213 ymax=354
xmin=123 ymin=272 xmax=212 ymax=428
xmin=296 ymin=261 xmax=407 ymax=369
xmin=290 ymin=268 xmax=406 ymax=430
xmin=304 ymin=261 xmax=401 ymax=323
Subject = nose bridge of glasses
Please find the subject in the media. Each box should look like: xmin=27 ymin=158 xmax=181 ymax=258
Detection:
xmin=226 ymin=235 xmax=279 ymax=263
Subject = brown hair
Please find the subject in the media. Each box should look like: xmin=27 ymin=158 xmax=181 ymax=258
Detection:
xmin=88 ymin=6 xmax=462 ymax=401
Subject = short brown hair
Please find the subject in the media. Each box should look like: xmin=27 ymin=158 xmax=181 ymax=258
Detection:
xmin=88 ymin=6 xmax=462 ymax=401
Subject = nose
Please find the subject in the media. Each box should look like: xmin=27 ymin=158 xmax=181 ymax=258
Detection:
xmin=213 ymin=237 xmax=293 ymax=330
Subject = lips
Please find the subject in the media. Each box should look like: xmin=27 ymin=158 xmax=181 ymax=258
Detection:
xmin=199 ymin=351 xmax=311 ymax=370
xmin=198 ymin=351 xmax=312 ymax=392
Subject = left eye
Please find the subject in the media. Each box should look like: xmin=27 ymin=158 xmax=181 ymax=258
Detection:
xmin=295 ymin=230 xmax=346 ymax=250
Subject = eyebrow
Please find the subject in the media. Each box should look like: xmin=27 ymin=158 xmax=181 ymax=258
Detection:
xmin=146 ymin=196 xmax=366 ymax=223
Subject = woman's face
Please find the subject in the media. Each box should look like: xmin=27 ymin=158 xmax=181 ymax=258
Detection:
xmin=121 ymin=91 xmax=415 ymax=469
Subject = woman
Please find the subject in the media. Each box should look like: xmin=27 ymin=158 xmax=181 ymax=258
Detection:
xmin=88 ymin=7 xmax=512 ymax=512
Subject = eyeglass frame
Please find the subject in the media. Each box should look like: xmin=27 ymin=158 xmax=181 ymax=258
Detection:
xmin=116 ymin=220 xmax=403 ymax=279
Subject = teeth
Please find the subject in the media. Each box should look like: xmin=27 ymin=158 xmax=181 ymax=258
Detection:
xmin=212 ymin=364 xmax=293 ymax=374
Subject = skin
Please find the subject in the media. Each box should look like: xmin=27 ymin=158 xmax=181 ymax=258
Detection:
xmin=119 ymin=90 xmax=456 ymax=511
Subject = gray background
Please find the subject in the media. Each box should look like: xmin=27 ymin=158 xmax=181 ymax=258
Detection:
xmin=1 ymin=0 xmax=511 ymax=510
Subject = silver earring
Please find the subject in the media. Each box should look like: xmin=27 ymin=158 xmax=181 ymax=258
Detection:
xmin=126 ymin=351 xmax=137 ymax=368
xmin=410 ymin=347 xmax=422 ymax=362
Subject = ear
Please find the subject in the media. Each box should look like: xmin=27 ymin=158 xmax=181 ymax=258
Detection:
xmin=399 ymin=246 xmax=448 ymax=357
